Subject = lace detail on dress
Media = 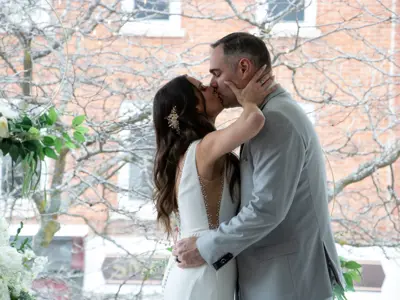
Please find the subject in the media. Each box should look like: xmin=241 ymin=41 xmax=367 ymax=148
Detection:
xmin=198 ymin=174 xmax=224 ymax=230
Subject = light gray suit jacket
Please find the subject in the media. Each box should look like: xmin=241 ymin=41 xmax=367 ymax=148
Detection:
xmin=197 ymin=86 xmax=345 ymax=300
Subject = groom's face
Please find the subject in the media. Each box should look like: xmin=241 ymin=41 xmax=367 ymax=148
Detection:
xmin=209 ymin=45 xmax=244 ymax=108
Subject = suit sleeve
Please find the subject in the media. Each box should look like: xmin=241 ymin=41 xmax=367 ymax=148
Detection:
xmin=196 ymin=110 xmax=306 ymax=270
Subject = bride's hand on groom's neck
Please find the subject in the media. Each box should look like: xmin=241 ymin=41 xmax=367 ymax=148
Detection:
xmin=224 ymin=65 xmax=277 ymax=107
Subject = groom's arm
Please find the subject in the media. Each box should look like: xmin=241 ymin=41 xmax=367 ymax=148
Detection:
xmin=196 ymin=109 xmax=306 ymax=270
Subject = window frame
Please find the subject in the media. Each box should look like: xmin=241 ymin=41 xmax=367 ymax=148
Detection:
xmin=112 ymin=100 xmax=155 ymax=220
xmin=254 ymin=0 xmax=320 ymax=38
xmin=120 ymin=0 xmax=185 ymax=37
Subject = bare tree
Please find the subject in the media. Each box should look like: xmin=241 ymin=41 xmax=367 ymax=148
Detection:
xmin=0 ymin=0 xmax=399 ymax=298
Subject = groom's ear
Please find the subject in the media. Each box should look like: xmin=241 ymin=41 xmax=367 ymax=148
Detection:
xmin=238 ymin=58 xmax=253 ymax=80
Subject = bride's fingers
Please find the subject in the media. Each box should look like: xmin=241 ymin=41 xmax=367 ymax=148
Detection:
xmin=264 ymin=83 xmax=279 ymax=96
xmin=251 ymin=64 xmax=267 ymax=84
xmin=259 ymin=76 xmax=274 ymax=89
xmin=256 ymin=71 xmax=273 ymax=86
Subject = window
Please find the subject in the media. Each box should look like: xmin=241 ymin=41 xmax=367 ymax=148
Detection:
xmin=269 ymin=0 xmax=305 ymax=22
xmin=354 ymin=261 xmax=385 ymax=291
xmin=120 ymin=0 xmax=185 ymax=37
xmin=135 ymin=0 xmax=169 ymax=20
xmin=255 ymin=0 xmax=320 ymax=38
xmin=113 ymin=100 xmax=155 ymax=220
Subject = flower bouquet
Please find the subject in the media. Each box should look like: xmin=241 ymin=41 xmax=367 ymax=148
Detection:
xmin=0 ymin=106 xmax=87 ymax=196
xmin=0 ymin=218 xmax=47 ymax=300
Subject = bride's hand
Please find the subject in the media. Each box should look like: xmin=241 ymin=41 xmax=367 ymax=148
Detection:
xmin=225 ymin=65 xmax=277 ymax=106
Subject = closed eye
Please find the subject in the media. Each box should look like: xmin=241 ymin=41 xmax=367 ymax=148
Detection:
xmin=210 ymin=69 xmax=221 ymax=78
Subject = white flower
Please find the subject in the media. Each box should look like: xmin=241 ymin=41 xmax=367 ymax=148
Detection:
xmin=0 ymin=218 xmax=10 ymax=247
xmin=0 ymin=101 xmax=18 ymax=119
xmin=0 ymin=278 xmax=10 ymax=300
xmin=0 ymin=117 xmax=10 ymax=139
xmin=23 ymin=249 xmax=36 ymax=262
xmin=0 ymin=246 xmax=24 ymax=281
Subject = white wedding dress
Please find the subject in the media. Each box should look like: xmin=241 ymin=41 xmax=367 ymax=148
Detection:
xmin=162 ymin=140 xmax=239 ymax=300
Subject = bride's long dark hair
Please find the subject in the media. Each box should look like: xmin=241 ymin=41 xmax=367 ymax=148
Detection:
xmin=153 ymin=76 xmax=240 ymax=236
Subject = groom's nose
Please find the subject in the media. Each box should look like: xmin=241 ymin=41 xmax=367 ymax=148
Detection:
xmin=210 ymin=78 xmax=218 ymax=88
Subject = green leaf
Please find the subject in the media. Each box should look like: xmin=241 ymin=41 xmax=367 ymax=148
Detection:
xmin=333 ymin=284 xmax=347 ymax=300
xmin=75 ymin=126 xmax=89 ymax=134
xmin=38 ymin=148 xmax=45 ymax=161
xmin=62 ymin=132 xmax=73 ymax=143
xmin=44 ymin=147 xmax=58 ymax=159
xmin=21 ymin=116 xmax=33 ymax=127
xmin=65 ymin=141 xmax=77 ymax=149
xmin=343 ymin=273 xmax=355 ymax=292
xmin=22 ymin=140 xmax=37 ymax=153
xmin=9 ymin=144 xmax=20 ymax=162
xmin=0 ymin=140 xmax=11 ymax=156
xmin=48 ymin=107 xmax=58 ymax=125
xmin=348 ymin=270 xmax=362 ymax=283
xmin=166 ymin=247 xmax=172 ymax=252
xmin=28 ymin=127 xmax=40 ymax=136
xmin=72 ymin=115 xmax=86 ymax=127
xmin=54 ymin=137 xmax=63 ymax=153
xmin=73 ymin=131 xmax=85 ymax=143
xmin=344 ymin=261 xmax=362 ymax=270
xmin=43 ymin=136 xmax=55 ymax=146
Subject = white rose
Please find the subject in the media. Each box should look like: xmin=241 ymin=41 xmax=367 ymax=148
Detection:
xmin=0 ymin=117 xmax=10 ymax=139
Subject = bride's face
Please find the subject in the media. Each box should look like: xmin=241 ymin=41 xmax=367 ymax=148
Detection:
xmin=186 ymin=76 xmax=224 ymax=121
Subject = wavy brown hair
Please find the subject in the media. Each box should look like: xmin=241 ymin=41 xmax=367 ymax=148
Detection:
xmin=153 ymin=75 xmax=240 ymax=236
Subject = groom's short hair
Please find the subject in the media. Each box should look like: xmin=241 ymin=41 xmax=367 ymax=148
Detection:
xmin=211 ymin=32 xmax=272 ymax=70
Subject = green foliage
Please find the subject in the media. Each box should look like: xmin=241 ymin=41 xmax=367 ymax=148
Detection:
xmin=10 ymin=222 xmax=32 ymax=254
xmin=9 ymin=288 xmax=36 ymax=300
xmin=0 ymin=107 xmax=88 ymax=197
xmin=333 ymin=257 xmax=363 ymax=300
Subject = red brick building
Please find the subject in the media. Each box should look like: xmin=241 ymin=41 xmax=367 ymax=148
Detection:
xmin=1 ymin=0 xmax=399 ymax=299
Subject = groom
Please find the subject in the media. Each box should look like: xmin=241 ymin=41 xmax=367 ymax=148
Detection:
xmin=173 ymin=32 xmax=345 ymax=299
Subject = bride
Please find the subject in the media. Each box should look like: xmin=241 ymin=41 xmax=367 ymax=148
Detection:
xmin=152 ymin=66 xmax=275 ymax=300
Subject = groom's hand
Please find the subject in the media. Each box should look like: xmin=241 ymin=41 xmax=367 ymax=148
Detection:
xmin=172 ymin=236 xmax=206 ymax=268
